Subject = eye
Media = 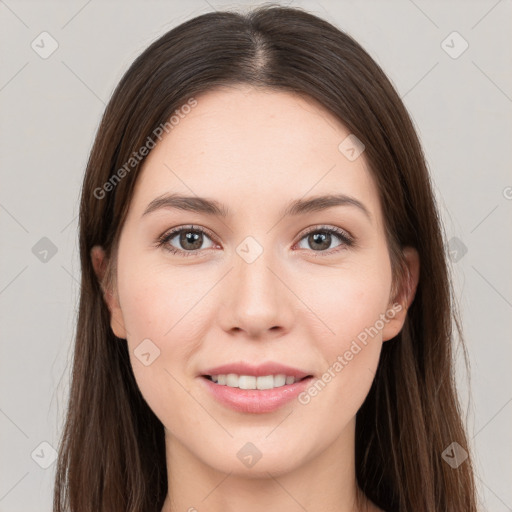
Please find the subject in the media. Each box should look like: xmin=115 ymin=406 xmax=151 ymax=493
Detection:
xmin=294 ymin=225 xmax=354 ymax=256
xmin=156 ymin=225 xmax=217 ymax=257
xmin=156 ymin=224 xmax=354 ymax=258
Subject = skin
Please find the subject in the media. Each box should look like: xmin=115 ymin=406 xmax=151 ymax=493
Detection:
xmin=91 ymin=85 xmax=419 ymax=512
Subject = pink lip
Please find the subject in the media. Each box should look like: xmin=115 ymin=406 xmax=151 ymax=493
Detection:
xmin=199 ymin=361 xmax=312 ymax=380
xmin=199 ymin=375 xmax=314 ymax=414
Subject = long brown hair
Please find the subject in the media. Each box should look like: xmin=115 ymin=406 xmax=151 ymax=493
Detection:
xmin=53 ymin=5 xmax=477 ymax=511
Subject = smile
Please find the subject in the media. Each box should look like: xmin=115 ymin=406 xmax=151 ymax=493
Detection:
xmin=200 ymin=374 xmax=314 ymax=414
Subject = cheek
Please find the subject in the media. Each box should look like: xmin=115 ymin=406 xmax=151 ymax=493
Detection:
xmin=119 ymin=260 xmax=209 ymax=343
xmin=298 ymin=261 xmax=391 ymax=410
xmin=116 ymin=262 xmax=218 ymax=421
xmin=303 ymin=262 xmax=392 ymax=348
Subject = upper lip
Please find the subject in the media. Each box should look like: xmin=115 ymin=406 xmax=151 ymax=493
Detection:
xmin=200 ymin=361 xmax=313 ymax=380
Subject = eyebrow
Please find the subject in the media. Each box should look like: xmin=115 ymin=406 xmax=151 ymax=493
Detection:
xmin=141 ymin=192 xmax=372 ymax=223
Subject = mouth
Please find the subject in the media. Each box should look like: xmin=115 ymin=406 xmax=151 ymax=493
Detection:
xmin=197 ymin=361 xmax=315 ymax=412
xmin=199 ymin=373 xmax=315 ymax=414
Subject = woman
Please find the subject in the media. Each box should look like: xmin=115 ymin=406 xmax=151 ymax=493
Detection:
xmin=53 ymin=5 xmax=478 ymax=511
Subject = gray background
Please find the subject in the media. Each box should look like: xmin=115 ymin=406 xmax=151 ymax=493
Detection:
xmin=0 ymin=0 xmax=511 ymax=510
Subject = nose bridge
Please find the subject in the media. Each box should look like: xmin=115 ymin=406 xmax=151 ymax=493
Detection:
xmin=222 ymin=233 xmax=292 ymax=335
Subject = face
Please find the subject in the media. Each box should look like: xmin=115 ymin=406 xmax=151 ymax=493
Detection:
xmin=93 ymin=86 xmax=418 ymax=477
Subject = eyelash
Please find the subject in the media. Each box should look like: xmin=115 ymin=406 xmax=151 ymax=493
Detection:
xmin=155 ymin=224 xmax=355 ymax=258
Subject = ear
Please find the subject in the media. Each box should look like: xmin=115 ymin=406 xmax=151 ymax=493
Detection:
xmin=382 ymin=246 xmax=420 ymax=342
xmin=90 ymin=245 xmax=127 ymax=339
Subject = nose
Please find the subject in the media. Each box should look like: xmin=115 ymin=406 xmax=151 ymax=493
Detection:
xmin=218 ymin=245 xmax=295 ymax=339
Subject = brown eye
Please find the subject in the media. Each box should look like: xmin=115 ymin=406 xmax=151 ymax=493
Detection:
xmin=176 ymin=230 xmax=205 ymax=251
xmin=305 ymin=232 xmax=334 ymax=251
xmin=295 ymin=226 xmax=353 ymax=255
xmin=157 ymin=225 xmax=216 ymax=256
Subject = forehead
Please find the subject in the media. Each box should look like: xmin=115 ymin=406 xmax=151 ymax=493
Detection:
xmin=129 ymin=86 xmax=382 ymax=227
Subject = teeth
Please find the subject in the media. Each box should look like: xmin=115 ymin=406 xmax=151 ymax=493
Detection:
xmin=239 ymin=375 xmax=257 ymax=389
xmin=209 ymin=373 xmax=300 ymax=389
xmin=226 ymin=373 xmax=240 ymax=387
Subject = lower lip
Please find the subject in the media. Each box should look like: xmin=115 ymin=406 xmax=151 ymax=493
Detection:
xmin=199 ymin=376 xmax=314 ymax=414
